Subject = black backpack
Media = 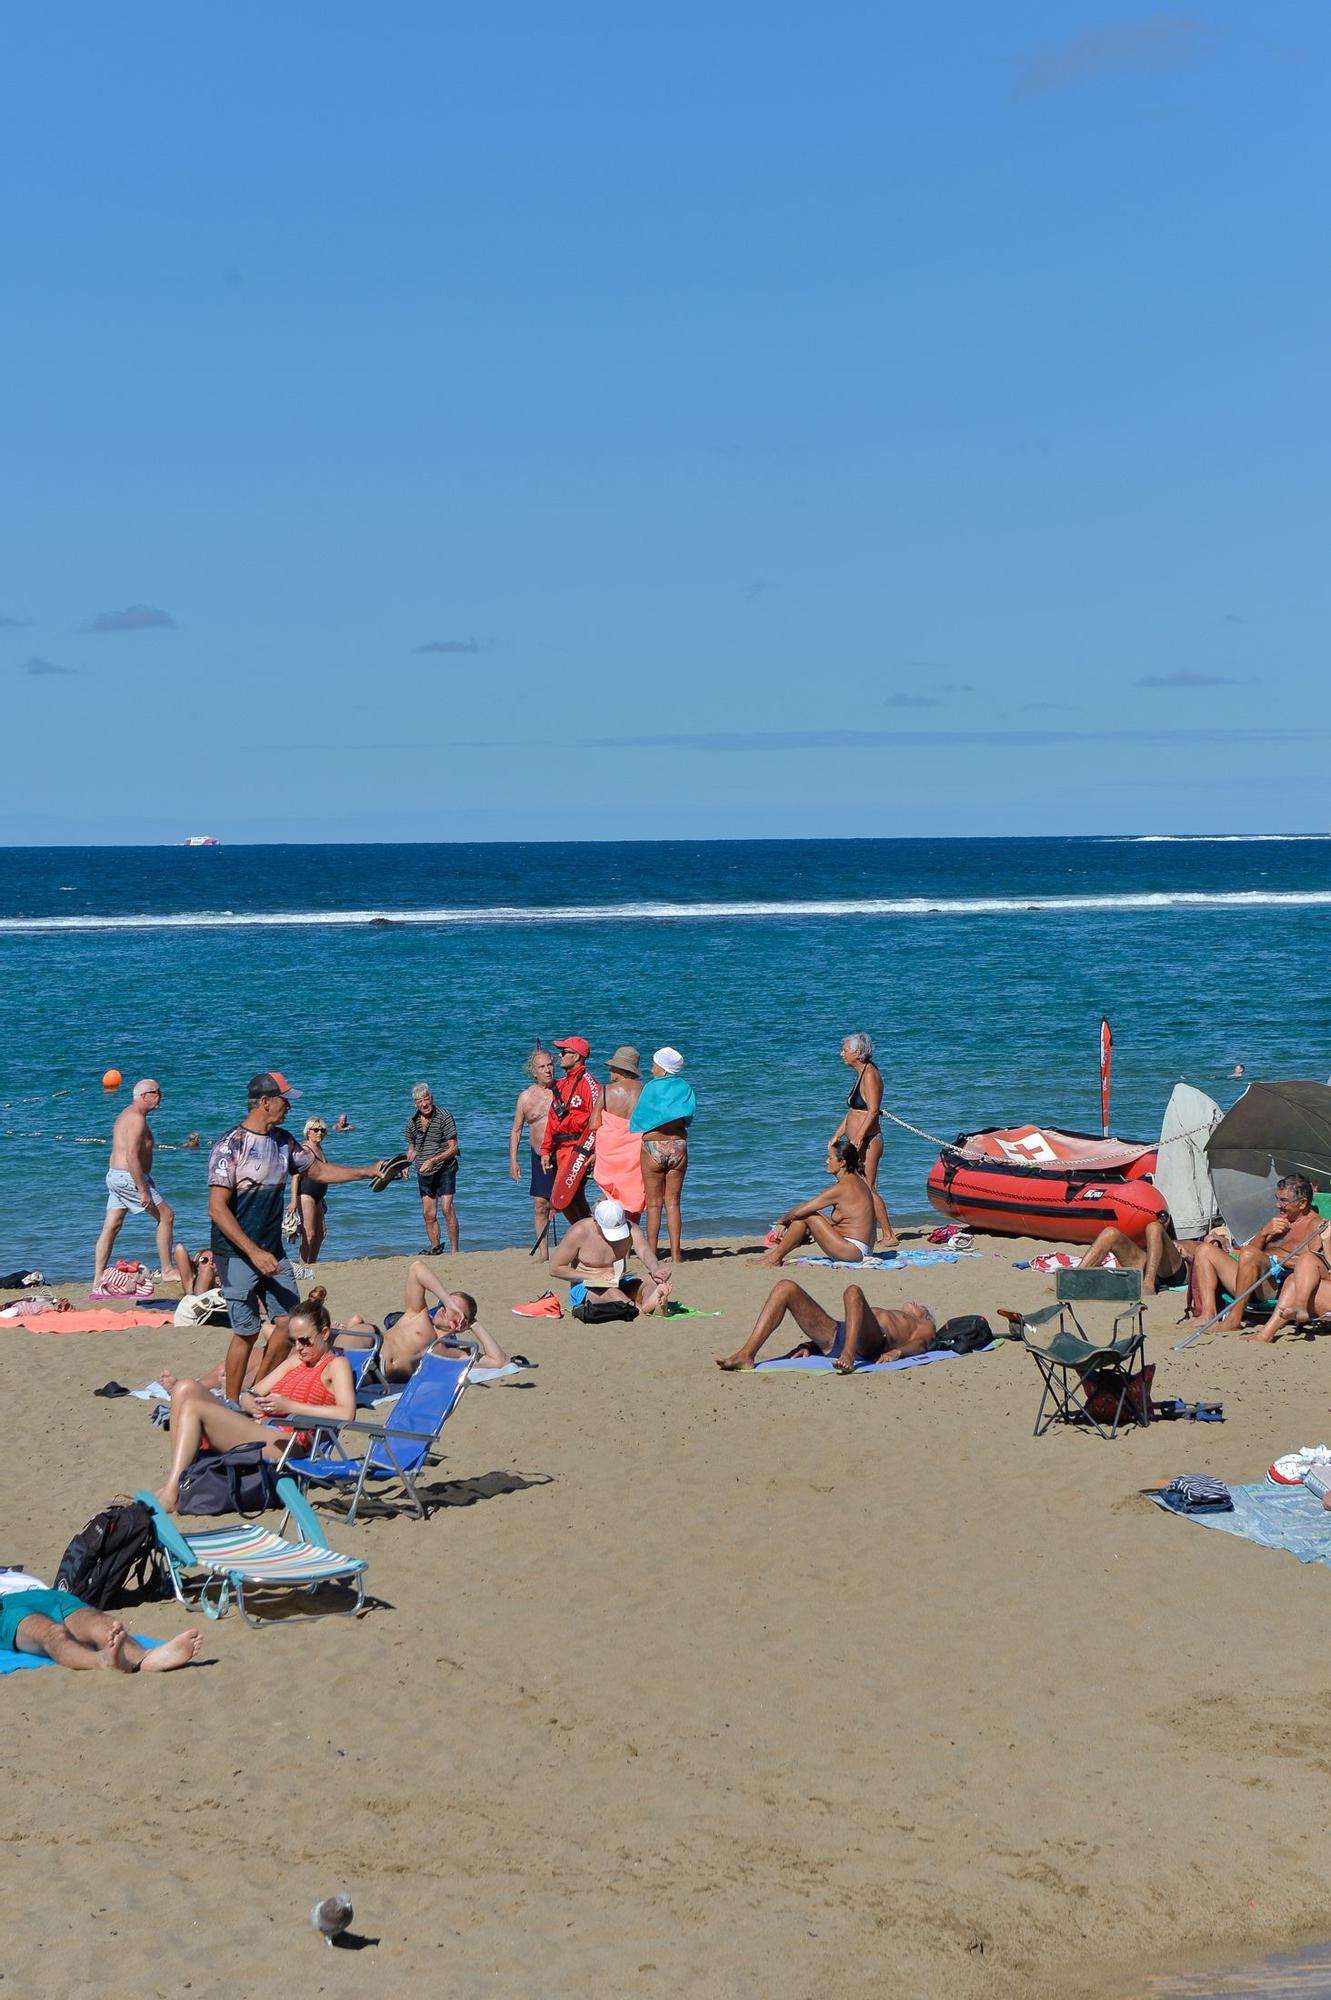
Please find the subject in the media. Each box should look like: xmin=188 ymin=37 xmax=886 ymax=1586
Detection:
xmin=571 ymin=1297 xmax=639 ymax=1324
xmin=176 ymin=1443 xmax=282 ymax=1518
xmin=55 ymin=1500 xmax=171 ymax=1609
xmin=930 ymin=1314 xmax=994 ymax=1355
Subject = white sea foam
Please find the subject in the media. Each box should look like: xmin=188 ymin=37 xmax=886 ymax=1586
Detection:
xmin=1113 ymin=834 xmax=1331 ymax=843
xmin=4 ymin=890 xmax=1331 ymax=933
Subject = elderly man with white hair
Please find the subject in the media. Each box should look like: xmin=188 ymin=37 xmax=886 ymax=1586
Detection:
xmin=92 ymin=1077 xmax=175 ymax=1293
xmin=629 ymin=1046 xmax=697 ymax=1263
xmin=405 ymin=1081 xmax=460 ymax=1253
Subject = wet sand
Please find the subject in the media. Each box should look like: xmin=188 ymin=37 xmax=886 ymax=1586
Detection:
xmin=5 ymin=1233 xmax=1331 ymax=1999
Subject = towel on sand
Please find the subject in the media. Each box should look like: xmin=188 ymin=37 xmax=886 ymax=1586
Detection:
xmin=2 ymin=1309 xmax=176 ymax=1334
xmin=795 ymin=1248 xmax=980 ymax=1269
xmin=755 ymin=1348 xmax=975 ymax=1375
xmin=1152 ymin=1482 xmax=1331 ymax=1564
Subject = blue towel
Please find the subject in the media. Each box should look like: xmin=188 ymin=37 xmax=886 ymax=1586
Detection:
xmin=1 ymin=1634 xmax=164 ymax=1676
xmin=1152 ymin=1482 xmax=1331 ymax=1565
xmin=756 ymin=1348 xmax=974 ymax=1374
xmin=795 ymin=1248 xmax=981 ymax=1269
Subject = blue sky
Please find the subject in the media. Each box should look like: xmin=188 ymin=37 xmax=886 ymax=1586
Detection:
xmin=3 ymin=3 xmax=1327 ymax=842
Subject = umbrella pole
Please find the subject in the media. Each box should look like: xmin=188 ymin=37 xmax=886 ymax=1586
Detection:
xmin=1172 ymin=1263 xmax=1278 ymax=1350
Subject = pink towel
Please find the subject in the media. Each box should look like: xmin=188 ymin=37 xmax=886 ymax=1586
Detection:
xmin=1 ymin=1309 xmax=176 ymax=1334
xmin=594 ymin=1111 xmax=645 ymax=1212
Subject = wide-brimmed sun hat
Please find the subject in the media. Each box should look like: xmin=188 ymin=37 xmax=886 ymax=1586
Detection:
xmin=607 ymin=1045 xmax=641 ymax=1077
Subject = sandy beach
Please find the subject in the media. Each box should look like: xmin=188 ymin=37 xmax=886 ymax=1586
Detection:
xmin=4 ymin=1232 xmax=1331 ymax=1999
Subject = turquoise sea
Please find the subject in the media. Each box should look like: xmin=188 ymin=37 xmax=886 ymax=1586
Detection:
xmin=2 ymin=836 xmax=1329 ymax=1279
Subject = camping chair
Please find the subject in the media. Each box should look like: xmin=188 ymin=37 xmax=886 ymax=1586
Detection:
xmin=332 ymin=1328 xmax=391 ymax=1406
xmin=275 ymin=1349 xmax=473 ymax=1522
xmin=134 ymin=1479 xmax=368 ymax=1625
xmin=1001 ymin=1268 xmax=1150 ymax=1439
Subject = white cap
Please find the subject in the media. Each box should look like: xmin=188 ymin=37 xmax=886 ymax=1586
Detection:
xmin=593 ymin=1198 xmax=631 ymax=1242
xmin=654 ymin=1046 xmax=684 ymax=1075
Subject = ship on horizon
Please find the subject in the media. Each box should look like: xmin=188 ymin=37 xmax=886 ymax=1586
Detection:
xmin=182 ymin=835 xmax=220 ymax=847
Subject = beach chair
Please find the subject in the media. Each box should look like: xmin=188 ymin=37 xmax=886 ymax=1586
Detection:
xmin=332 ymin=1328 xmax=390 ymax=1406
xmin=275 ymin=1349 xmax=473 ymax=1522
xmin=134 ymin=1480 xmax=367 ymax=1625
xmin=1001 ymin=1268 xmax=1150 ymax=1439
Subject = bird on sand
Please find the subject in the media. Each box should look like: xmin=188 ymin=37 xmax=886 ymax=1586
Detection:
xmin=311 ymin=1894 xmax=354 ymax=1946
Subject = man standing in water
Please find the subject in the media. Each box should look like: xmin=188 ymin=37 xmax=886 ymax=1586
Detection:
xmin=509 ymin=1046 xmax=556 ymax=1254
xmin=540 ymin=1036 xmax=602 ymax=1225
xmin=92 ymin=1079 xmax=175 ymax=1290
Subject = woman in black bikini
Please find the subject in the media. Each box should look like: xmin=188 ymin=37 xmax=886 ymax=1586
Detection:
xmin=833 ymin=1033 xmax=896 ymax=1248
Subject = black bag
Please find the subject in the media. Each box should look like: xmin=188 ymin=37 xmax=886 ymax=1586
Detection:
xmin=176 ymin=1443 xmax=282 ymax=1517
xmin=54 ymin=1500 xmax=171 ymax=1609
xmin=571 ymin=1297 xmax=640 ymax=1324
xmin=931 ymin=1314 xmax=994 ymax=1355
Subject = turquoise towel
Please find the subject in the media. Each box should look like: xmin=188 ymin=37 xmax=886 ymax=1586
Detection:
xmin=630 ymin=1078 xmax=696 ymax=1131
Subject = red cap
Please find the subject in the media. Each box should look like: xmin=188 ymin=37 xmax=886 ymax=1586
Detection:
xmin=248 ymin=1068 xmax=301 ymax=1102
xmin=553 ymin=1036 xmax=590 ymax=1060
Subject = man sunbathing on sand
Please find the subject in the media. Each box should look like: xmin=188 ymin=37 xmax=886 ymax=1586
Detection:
xmin=717 ymin=1278 xmax=936 ymax=1373
xmin=1189 ymin=1176 xmax=1322 ymax=1333
xmin=0 ymin=1572 xmax=201 ymax=1673
xmin=338 ymin=1258 xmax=515 ymax=1380
xmin=549 ymin=1198 xmax=673 ymax=1313
xmin=759 ymin=1139 xmax=877 ymax=1267
xmin=1079 ymin=1217 xmax=1192 ymax=1298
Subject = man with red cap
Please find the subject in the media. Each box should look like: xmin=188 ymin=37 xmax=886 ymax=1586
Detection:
xmin=209 ymin=1070 xmax=387 ymax=1402
xmin=540 ymin=1037 xmax=603 ymax=1224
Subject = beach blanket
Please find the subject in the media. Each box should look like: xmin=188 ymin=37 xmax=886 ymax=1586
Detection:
xmin=2 ymin=1309 xmax=176 ymax=1334
xmin=755 ymin=1346 xmax=993 ymax=1375
xmin=1152 ymin=1482 xmax=1331 ymax=1565
xmin=1 ymin=1635 xmax=163 ymax=1675
xmin=795 ymin=1248 xmax=981 ymax=1269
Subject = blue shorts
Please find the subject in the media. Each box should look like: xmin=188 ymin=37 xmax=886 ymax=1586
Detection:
xmin=0 ymin=1587 xmax=87 ymax=1650
xmin=529 ymin=1149 xmax=555 ymax=1199
xmin=215 ymin=1252 xmax=300 ymax=1339
xmin=569 ymin=1276 xmax=639 ymax=1307
xmin=418 ymin=1162 xmax=458 ymax=1198
xmin=827 ymin=1321 xmax=847 ymax=1360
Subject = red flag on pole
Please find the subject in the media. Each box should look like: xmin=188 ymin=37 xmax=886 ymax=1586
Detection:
xmin=1099 ymin=1017 xmax=1112 ymax=1137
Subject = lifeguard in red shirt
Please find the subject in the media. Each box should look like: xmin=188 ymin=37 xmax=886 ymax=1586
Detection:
xmin=541 ymin=1036 xmax=603 ymax=1221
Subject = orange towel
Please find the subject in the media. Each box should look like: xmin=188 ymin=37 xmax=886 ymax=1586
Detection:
xmin=1 ymin=1309 xmax=176 ymax=1333
xmin=593 ymin=1111 xmax=645 ymax=1213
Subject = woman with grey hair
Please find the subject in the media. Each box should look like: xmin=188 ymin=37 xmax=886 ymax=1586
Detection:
xmin=832 ymin=1033 xmax=896 ymax=1248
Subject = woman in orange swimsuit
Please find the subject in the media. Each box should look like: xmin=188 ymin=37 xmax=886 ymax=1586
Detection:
xmin=153 ymin=1296 xmax=355 ymax=1510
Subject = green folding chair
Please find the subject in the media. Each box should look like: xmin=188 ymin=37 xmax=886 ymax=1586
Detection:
xmin=1000 ymin=1267 xmax=1150 ymax=1439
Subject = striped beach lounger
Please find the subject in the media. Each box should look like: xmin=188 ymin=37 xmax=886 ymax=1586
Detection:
xmin=135 ymin=1480 xmax=367 ymax=1626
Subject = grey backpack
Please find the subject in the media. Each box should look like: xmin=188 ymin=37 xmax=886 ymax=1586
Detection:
xmin=176 ymin=1443 xmax=281 ymax=1517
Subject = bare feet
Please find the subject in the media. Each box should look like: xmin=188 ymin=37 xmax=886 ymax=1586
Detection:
xmin=716 ymin=1352 xmax=755 ymax=1370
xmin=1241 ymin=1328 xmax=1279 ymax=1343
xmin=138 ymin=1629 xmax=204 ymax=1672
xmin=153 ymin=1481 xmax=180 ymax=1511
xmin=833 ymin=1352 xmax=856 ymax=1373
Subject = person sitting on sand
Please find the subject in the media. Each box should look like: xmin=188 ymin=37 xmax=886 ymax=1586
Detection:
xmin=1189 ymin=1176 xmax=1322 ymax=1333
xmin=337 ymin=1258 xmax=517 ymax=1381
xmin=171 ymin=1244 xmax=230 ymax=1327
xmin=717 ymin=1278 xmax=936 ymax=1373
xmin=1079 ymin=1217 xmax=1192 ymax=1298
xmin=0 ymin=1570 xmax=202 ymax=1674
xmin=759 ymin=1139 xmax=877 ymax=1267
xmin=1247 ymin=1221 xmax=1331 ymax=1342
xmin=549 ymin=1198 xmax=673 ymax=1314
xmin=154 ymin=1294 xmax=356 ymax=1510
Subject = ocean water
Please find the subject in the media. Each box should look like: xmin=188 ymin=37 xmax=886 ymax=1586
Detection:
xmin=2 ymin=837 xmax=1329 ymax=1280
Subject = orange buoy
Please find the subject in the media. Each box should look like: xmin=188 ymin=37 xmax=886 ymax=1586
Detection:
xmin=102 ymin=1068 xmax=123 ymax=1091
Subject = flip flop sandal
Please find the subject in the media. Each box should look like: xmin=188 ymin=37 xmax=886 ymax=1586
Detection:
xmin=369 ymin=1154 xmax=412 ymax=1193
xmin=93 ymin=1381 xmax=130 ymax=1398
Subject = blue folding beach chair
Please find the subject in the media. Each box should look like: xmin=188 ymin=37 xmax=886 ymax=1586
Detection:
xmin=134 ymin=1479 xmax=367 ymax=1625
xmin=276 ymin=1349 xmax=473 ymax=1522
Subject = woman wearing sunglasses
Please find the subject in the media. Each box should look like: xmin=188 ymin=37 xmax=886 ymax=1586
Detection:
xmin=286 ymin=1116 xmax=332 ymax=1273
xmin=152 ymin=1296 xmax=354 ymax=1511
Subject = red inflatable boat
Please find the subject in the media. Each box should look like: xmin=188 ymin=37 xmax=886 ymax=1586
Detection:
xmin=926 ymin=1125 xmax=1166 ymax=1244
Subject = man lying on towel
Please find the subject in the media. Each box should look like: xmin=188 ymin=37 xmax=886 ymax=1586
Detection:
xmin=0 ymin=1571 xmax=201 ymax=1674
xmin=717 ymin=1279 xmax=935 ymax=1373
